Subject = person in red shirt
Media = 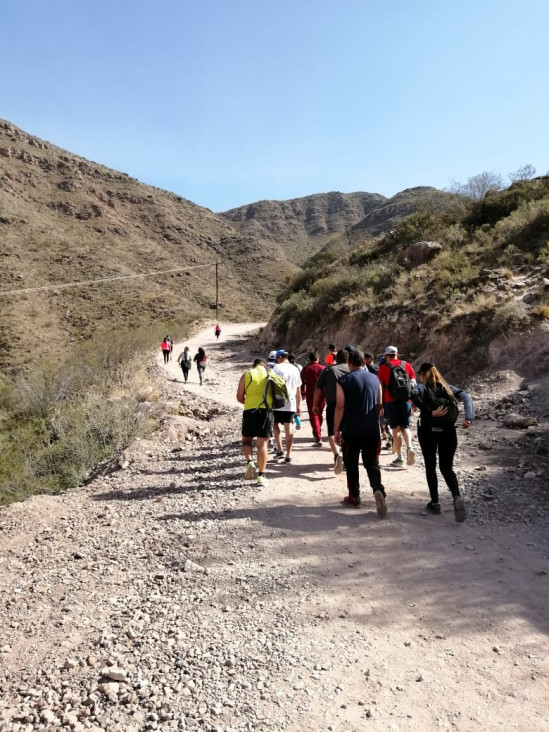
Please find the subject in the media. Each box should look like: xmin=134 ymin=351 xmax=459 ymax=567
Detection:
xmin=300 ymin=352 xmax=326 ymax=446
xmin=378 ymin=345 xmax=416 ymax=467
xmin=324 ymin=344 xmax=337 ymax=366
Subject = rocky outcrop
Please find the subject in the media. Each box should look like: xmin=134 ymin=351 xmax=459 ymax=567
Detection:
xmin=396 ymin=240 xmax=443 ymax=268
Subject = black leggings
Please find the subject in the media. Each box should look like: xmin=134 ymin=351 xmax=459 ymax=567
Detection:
xmin=162 ymin=349 xmax=170 ymax=364
xmin=417 ymin=425 xmax=460 ymax=503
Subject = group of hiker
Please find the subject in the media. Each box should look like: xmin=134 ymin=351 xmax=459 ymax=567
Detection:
xmin=238 ymin=344 xmax=474 ymax=522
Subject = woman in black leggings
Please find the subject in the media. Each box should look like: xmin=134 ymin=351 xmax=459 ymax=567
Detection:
xmin=411 ymin=362 xmax=474 ymax=522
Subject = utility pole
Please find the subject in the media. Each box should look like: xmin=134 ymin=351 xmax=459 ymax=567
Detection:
xmin=215 ymin=261 xmax=219 ymax=322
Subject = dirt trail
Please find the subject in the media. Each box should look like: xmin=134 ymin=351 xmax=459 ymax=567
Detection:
xmin=1 ymin=323 xmax=547 ymax=732
xmin=161 ymin=325 xmax=549 ymax=730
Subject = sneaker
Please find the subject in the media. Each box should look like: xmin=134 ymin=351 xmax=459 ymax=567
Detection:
xmin=426 ymin=501 xmax=441 ymax=515
xmin=374 ymin=490 xmax=388 ymax=519
xmin=244 ymin=461 xmax=256 ymax=480
xmin=406 ymin=448 xmax=415 ymax=466
xmin=391 ymin=458 xmax=404 ymax=467
xmin=334 ymin=454 xmax=343 ymax=475
xmin=274 ymin=450 xmax=284 ymax=459
xmin=454 ymin=496 xmax=466 ymax=523
xmin=256 ymin=474 xmax=268 ymax=486
xmin=384 ymin=441 xmax=392 ymax=451
xmin=284 ymin=456 xmax=292 ymax=464
xmin=312 ymin=440 xmax=323 ymax=448
xmin=342 ymin=495 xmax=361 ymax=507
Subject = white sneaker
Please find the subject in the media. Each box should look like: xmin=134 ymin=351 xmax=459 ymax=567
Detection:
xmin=334 ymin=454 xmax=343 ymax=475
xmin=406 ymin=448 xmax=415 ymax=466
xmin=244 ymin=461 xmax=256 ymax=480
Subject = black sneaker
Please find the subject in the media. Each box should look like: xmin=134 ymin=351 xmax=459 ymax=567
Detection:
xmin=284 ymin=456 xmax=292 ymax=464
xmin=426 ymin=501 xmax=441 ymax=515
xmin=274 ymin=450 xmax=284 ymax=459
xmin=454 ymin=496 xmax=466 ymax=523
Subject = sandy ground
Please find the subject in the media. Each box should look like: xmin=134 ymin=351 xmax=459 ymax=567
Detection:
xmin=161 ymin=324 xmax=549 ymax=731
xmin=0 ymin=323 xmax=547 ymax=732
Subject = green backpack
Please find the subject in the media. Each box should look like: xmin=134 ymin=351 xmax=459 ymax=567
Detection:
xmin=259 ymin=373 xmax=290 ymax=410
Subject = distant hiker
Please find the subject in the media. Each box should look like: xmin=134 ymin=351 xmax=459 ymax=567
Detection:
xmin=300 ymin=352 xmax=325 ymax=447
xmin=313 ymin=349 xmax=349 ymax=473
xmin=177 ymin=346 xmax=192 ymax=382
xmin=236 ymin=359 xmax=273 ymax=486
xmin=193 ymin=347 xmax=207 ymax=385
xmin=377 ymin=345 xmax=416 ymax=467
xmin=411 ymin=362 xmax=474 ymax=522
xmin=215 ymin=324 xmax=221 ymax=339
xmin=325 ymin=344 xmax=337 ymax=366
xmin=334 ymin=349 xmax=387 ymax=517
xmin=161 ymin=336 xmax=171 ymax=364
xmin=168 ymin=337 xmax=174 ymax=360
xmin=272 ymin=350 xmax=302 ymax=463
xmin=288 ymin=353 xmax=302 ymax=373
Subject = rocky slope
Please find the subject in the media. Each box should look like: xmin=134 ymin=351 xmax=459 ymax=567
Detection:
xmin=0 ymin=120 xmax=298 ymax=370
xmin=219 ymin=192 xmax=387 ymax=264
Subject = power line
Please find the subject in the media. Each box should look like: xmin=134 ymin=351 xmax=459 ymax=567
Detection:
xmin=0 ymin=263 xmax=218 ymax=296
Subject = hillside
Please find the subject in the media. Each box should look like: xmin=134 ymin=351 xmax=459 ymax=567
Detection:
xmin=262 ymin=177 xmax=549 ymax=382
xmin=219 ymin=191 xmax=386 ymax=264
xmin=0 ymin=119 xmax=298 ymax=370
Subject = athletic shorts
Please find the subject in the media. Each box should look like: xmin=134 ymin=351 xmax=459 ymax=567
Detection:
xmin=274 ymin=410 xmax=295 ymax=425
xmin=242 ymin=409 xmax=274 ymax=439
xmin=384 ymin=401 xmax=412 ymax=429
xmin=326 ymin=402 xmax=336 ymax=436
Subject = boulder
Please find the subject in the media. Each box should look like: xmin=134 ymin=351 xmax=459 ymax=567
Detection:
xmin=502 ymin=412 xmax=537 ymax=429
xmin=397 ymin=240 xmax=443 ymax=269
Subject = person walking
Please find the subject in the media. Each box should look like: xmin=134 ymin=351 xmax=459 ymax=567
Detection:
xmin=325 ymin=344 xmax=337 ymax=366
xmin=214 ymin=324 xmax=221 ymax=339
xmin=313 ymin=349 xmax=349 ymax=473
xmin=411 ymin=362 xmax=474 ymax=522
xmin=236 ymin=358 xmax=273 ymax=486
xmin=177 ymin=346 xmax=192 ymax=382
xmin=333 ymin=349 xmax=387 ymax=517
xmin=272 ymin=350 xmax=302 ymax=463
xmin=193 ymin=347 xmax=207 ymax=385
xmin=300 ymin=352 xmax=325 ymax=447
xmin=161 ymin=336 xmax=171 ymax=364
xmin=377 ymin=345 xmax=416 ymax=467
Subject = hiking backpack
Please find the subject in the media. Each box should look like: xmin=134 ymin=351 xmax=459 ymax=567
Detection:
xmin=385 ymin=360 xmax=412 ymax=401
xmin=424 ymin=384 xmax=460 ymax=426
xmin=259 ymin=373 xmax=290 ymax=410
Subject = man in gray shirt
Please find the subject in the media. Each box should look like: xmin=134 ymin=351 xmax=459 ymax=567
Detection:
xmin=313 ymin=349 xmax=349 ymax=473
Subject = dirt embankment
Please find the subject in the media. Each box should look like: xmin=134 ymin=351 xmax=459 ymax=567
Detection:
xmin=0 ymin=323 xmax=548 ymax=732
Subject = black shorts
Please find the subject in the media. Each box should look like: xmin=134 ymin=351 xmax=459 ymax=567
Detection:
xmin=326 ymin=402 xmax=336 ymax=436
xmin=274 ymin=410 xmax=295 ymax=424
xmin=242 ymin=409 xmax=273 ymax=439
xmin=385 ymin=401 xmax=412 ymax=429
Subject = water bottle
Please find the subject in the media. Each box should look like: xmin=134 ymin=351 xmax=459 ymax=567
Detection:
xmin=294 ymin=414 xmax=301 ymax=430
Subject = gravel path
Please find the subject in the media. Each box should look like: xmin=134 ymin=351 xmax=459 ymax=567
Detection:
xmin=1 ymin=323 xmax=548 ymax=731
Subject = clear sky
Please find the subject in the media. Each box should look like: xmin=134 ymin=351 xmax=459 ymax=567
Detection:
xmin=1 ymin=0 xmax=548 ymax=212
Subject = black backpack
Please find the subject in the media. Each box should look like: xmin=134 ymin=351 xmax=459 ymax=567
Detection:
xmin=424 ymin=384 xmax=460 ymax=426
xmin=385 ymin=360 xmax=412 ymax=401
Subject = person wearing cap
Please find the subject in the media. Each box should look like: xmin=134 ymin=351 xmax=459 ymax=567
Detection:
xmin=266 ymin=350 xmax=277 ymax=370
xmin=411 ymin=362 xmax=474 ymax=521
xmin=333 ymin=349 xmax=387 ymax=516
xmin=272 ymin=350 xmax=302 ymax=463
xmin=378 ymin=345 xmax=416 ymax=467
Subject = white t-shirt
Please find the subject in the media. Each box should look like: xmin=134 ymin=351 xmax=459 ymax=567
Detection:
xmin=273 ymin=362 xmax=302 ymax=412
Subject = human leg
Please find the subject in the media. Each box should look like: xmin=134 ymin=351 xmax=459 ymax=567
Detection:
xmin=342 ymin=434 xmax=361 ymax=503
xmin=417 ymin=426 xmax=440 ymax=504
xmin=256 ymin=437 xmax=269 ymax=473
xmin=360 ymin=435 xmax=383 ymax=493
xmin=437 ymin=429 xmax=460 ymax=498
xmin=283 ymin=422 xmax=294 ymax=457
xmin=273 ymin=421 xmax=282 ymax=453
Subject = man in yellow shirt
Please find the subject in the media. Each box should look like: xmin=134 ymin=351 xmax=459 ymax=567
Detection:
xmin=236 ymin=358 xmax=273 ymax=486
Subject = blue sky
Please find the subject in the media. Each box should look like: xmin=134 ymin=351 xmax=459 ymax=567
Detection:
xmin=1 ymin=0 xmax=548 ymax=211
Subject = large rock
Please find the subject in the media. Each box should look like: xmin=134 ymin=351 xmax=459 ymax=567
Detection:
xmin=397 ymin=240 xmax=443 ymax=268
xmin=503 ymin=412 xmax=537 ymax=429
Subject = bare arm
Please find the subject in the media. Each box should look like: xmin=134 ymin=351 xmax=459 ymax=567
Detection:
xmin=236 ymin=374 xmax=246 ymax=404
xmin=334 ymin=383 xmax=345 ymax=444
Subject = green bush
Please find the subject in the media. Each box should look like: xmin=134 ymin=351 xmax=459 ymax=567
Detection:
xmin=490 ymin=300 xmax=530 ymax=336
